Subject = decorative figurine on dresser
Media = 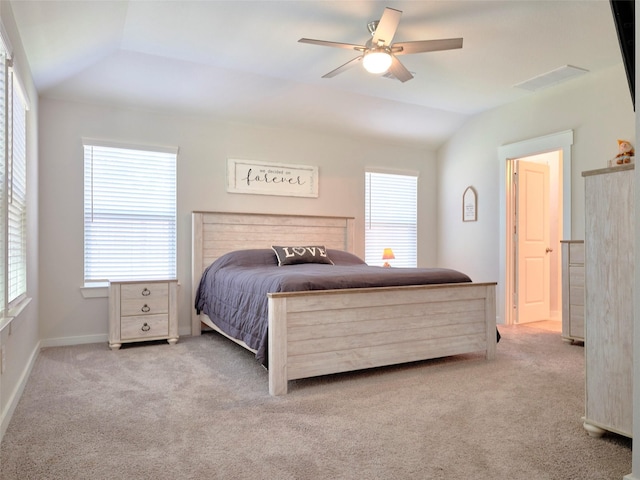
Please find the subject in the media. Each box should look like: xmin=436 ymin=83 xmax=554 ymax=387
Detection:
xmin=108 ymin=279 xmax=179 ymax=350
xmin=581 ymin=164 xmax=633 ymax=439
xmin=608 ymin=139 xmax=634 ymax=167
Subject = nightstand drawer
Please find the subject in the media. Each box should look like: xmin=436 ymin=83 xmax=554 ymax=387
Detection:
xmin=120 ymin=283 xmax=169 ymax=316
xmin=121 ymin=314 xmax=169 ymax=340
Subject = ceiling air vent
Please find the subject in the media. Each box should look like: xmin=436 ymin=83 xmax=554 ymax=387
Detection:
xmin=514 ymin=65 xmax=589 ymax=92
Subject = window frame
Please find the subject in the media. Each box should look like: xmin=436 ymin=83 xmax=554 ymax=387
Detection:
xmin=0 ymin=28 xmax=30 ymax=324
xmin=82 ymin=139 xmax=178 ymax=286
xmin=7 ymin=68 xmax=28 ymax=307
xmin=364 ymin=169 xmax=418 ymax=268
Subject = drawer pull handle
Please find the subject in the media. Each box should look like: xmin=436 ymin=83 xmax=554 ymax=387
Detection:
xmin=141 ymin=304 xmax=150 ymax=313
xmin=141 ymin=323 xmax=151 ymax=332
xmin=141 ymin=288 xmax=151 ymax=296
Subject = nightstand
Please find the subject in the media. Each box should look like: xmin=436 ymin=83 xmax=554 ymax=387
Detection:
xmin=109 ymin=279 xmax=178 ymax=350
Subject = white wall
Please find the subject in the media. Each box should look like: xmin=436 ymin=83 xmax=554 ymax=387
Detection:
xmin=0 ymin=1 xmax=39 ymax=439
xmin=38 ymin=99 xmax=437 ymax=343
xmin=437 ymin=64 xmax=635 ymax=324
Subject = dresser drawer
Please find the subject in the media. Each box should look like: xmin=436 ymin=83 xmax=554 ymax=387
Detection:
xmin=120 ymin=282 xmax=169 ymax=317
xmin=569 ymin=265 xmax=584 ymax=289
xmin=121 ymin=314 xmax=169 ymax=341
xmin=569 ymin=243 xmax=584 ymax=265
xmin=569 ymin=285 xmax=584 ymax=306
xmin=570 ymin=307 xmax=584 ymax=338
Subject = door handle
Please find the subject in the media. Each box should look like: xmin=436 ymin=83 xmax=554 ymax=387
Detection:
xmin=545 ymin=248 xmax=553 ymax=253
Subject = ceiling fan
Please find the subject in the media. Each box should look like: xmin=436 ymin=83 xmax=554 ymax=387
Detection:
xmin=298 ymin=7 xmax=463 ymax=83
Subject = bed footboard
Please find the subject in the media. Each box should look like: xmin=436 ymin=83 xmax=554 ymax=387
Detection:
xmin=268 ymin=282 xmax=497 ymax=395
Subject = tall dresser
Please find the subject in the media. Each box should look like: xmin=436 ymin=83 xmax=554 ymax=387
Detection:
xmin=582 ymin=164 xmax=633 ymax=438
xmin=560 ymin=240 xmax=584 ymax=343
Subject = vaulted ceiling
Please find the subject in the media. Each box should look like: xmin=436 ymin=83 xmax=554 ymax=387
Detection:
xmin=9 ymin=0 xmax=623 ymax=148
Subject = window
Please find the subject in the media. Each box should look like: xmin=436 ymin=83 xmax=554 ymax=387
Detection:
xmin=0 ymin=33 xmax=29 ymax=318
xmin=83 ymin=141 xmax=177 ymax=283
xmin=7 ymin=72 xmax=27 ymax=303
xmin=0 ymin=49 xmax=6 ymax=312
xmin=364 ymin=171 xmax=417 ymax=267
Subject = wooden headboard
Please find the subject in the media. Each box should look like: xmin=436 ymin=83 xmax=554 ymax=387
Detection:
xmin=191 ymin=211 xmax=355 ymax=334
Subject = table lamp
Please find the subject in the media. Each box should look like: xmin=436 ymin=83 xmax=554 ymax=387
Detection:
xmin=382 ymin=248 xmax=395 ymax=267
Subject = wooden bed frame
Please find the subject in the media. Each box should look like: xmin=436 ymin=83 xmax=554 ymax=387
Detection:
xmin=192 ymin=211 xmax=497 ymax=395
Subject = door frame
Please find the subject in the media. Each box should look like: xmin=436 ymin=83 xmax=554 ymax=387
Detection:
xmin=498 ymin=130 xmax=573 ymax=325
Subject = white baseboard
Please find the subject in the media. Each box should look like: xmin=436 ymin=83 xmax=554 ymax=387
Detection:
xmin=40 ymin=333 xmax=108 ymax=348
xmin=623 ymin=474 xmax=638 ymax=480
xmin=0 ymin=340 xmax=40 ymax=442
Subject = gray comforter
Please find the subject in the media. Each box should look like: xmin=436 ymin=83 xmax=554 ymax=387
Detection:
xmin=194 ymin=249 xmax=471 ymax=365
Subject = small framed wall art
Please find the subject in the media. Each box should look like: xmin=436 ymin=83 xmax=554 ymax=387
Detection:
xmin=227 ymin=159 xmax=318 ymax=198
xmin=463 ymin=186 xmax=477 ymax=222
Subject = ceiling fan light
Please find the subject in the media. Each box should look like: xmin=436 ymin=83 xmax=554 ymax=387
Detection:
xmin=363 ymin=50 xmax=392 ymax=74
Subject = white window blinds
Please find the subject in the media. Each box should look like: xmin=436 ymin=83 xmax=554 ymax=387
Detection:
xmin=0 ymin=26 xmax=29 ymax=316
xmin=364 ymin=171 xmax=417 ymax=267
xmin=83 ymin=143 xmax=177 ymax=282
xmin=0 ymin=50 xmax=6 ymax=309
xmin=7 ymin=71 xmax=27 ymax=302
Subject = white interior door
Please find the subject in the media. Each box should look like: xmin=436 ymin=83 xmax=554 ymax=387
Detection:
xmin=515 ymin=159 xmax=551 ymax=323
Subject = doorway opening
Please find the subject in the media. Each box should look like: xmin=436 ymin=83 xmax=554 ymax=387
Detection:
xmin=507 ymin=152 xmax=562 ymax=324
xmin=498 ymin=130 xmax=573 ymax=326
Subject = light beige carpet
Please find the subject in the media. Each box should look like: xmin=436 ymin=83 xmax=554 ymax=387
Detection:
xmin=0 ymin=324 xmax=631 ymax=480
xmin=520 ymin=320 xmax=562 ymax=333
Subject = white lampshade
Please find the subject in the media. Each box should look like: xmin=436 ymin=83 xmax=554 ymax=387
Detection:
xmin=362 ymin=49 xmax=392 ymax=74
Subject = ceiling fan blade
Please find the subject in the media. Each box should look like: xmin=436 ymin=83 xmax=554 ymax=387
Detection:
xmin=372 ymin=7 xmax=402 ymax=46
xmin=322 ymin=56 xmax=363 ymax=78
xmin=393 ymin=38 xmax=463 ymax=55
xmin=298 ymin=38 xmax=365 ymax=51
xmin=388 ymin=56 xmax=413 ymax=83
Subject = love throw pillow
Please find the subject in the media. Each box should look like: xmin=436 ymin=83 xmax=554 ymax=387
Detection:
xmin=271 ymin=245 xmax=334 ymax=266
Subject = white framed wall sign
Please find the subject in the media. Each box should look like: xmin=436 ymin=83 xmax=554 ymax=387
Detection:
xmin=227 ymin=159 xmax=318 ymax=198
xmin=463 ymin=186 xmax=477 ymax=222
